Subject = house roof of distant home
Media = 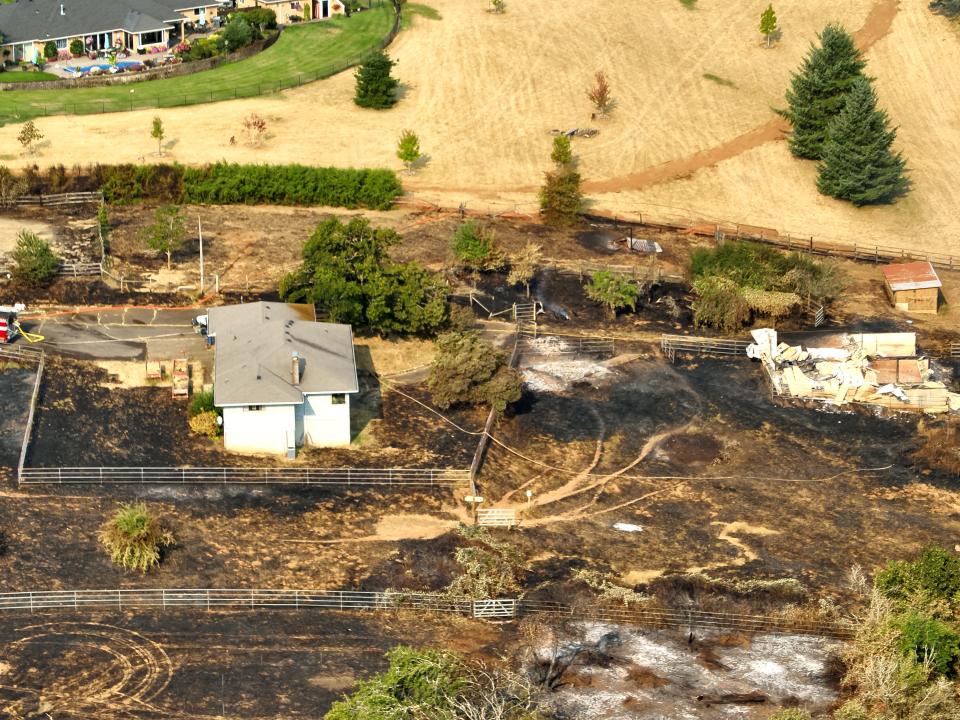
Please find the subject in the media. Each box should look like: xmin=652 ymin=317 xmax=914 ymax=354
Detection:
xmin=208 ymin=301 xmax=359 ymax=407
xmin=0 ymin=0 xmax=221 ymax=45
xmin=881 ymin=261 xmax=942 ymax=293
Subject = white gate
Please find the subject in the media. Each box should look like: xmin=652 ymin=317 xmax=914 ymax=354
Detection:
xmin=472 ymin=599 xmax=517 ymax=619
xmin=477 ymin=508 xmax=517 ymax=527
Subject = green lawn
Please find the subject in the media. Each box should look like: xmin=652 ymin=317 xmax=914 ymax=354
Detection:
xmin=0 ymin=71 xmax=61 ymax=84
xmin=0 ymin=2 xmax=396 ymax=124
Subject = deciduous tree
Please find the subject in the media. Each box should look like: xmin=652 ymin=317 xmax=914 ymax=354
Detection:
xmin=242 ymin=113 xmax=267 ymax=147
xmin=396 ymin=129 xmax=422 ymax=173
xmin=280 ymin=217 xmax=447 ymax=336
xmin=816 ymin=77 xmax=910 ymax=206
xmin=427 ymin=330 xmax=522 ymax=414
xmin=354 ymin=50 xmax=398 ymax=109
xmin=783 ymin=24 xmax=865 ymax=160
xmin=141 ymin=204 xmax=186 ymax=269
xmin=490 ymin=0 xmax=506 ymax=13
xmin=507 ymin=242 xmax=542 ymax=297
xmin=151 ymin=116 xmax=165 ymax=157
xmin=587 ymin=70 xmax=613 ymax=116
xmin=17 ymin=121 xmax=43 ymax=157
xmin=760 ymin=4 xmax=778 ymax=48
xmin=451 ymin=220 xmax=503 ymax=271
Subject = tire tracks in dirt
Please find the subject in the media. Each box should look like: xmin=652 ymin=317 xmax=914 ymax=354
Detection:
xmin=580 ymin=0 xmax=900 ymax=194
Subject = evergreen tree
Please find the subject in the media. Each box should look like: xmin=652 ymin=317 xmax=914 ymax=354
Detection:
xmin=784 ymin=24 xmax=865 ymax=160
xmin=816 ymin=77 xmax=910 ymax=206
xmin=354 ymin=51 xmax=398 ymax=109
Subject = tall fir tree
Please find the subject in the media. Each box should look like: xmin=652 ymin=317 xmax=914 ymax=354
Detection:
xmin=354 ymin=51 xmax=398 ymax=109
xmin=784 ymin=24 xmax=866 ymax=160
xmin=816 ymin=77 xmax=909 ymax=206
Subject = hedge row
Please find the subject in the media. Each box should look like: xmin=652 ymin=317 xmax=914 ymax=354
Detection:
xmin=98 ymin=162 xmax=402 ymax=210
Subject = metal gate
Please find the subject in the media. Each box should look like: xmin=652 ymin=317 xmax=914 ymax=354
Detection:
xmin=477 ymin=508 xmax=518 ymax=527
xmin=472 ymin=599 xmax=517 ymax=619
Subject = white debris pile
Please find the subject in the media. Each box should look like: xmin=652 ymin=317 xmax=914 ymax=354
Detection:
xmin=747 ymin=328 xmax=959 ymax=414
xmin=522 ymin=359 xmax=612 ymax=392
xmin=535 ymin=622 xmax=842 ymax=720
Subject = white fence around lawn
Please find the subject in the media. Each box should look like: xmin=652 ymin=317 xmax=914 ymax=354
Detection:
xmin=17 ymin=466 xmax=471 ymax=486
xmin=0 ymin=588 xmax=851 ymax=639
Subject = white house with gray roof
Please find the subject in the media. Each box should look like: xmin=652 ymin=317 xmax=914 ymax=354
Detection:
xmin=0 ymin=0 xmax=222 ymax=62
xmin=207 ymin=301 xmax=358 ymax=457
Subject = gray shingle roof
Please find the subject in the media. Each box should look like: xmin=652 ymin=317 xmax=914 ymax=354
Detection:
xmin=0 ymin=0 xmax=193 ymax=44
xmin=209 ymin=302 xmax=359 ymax=407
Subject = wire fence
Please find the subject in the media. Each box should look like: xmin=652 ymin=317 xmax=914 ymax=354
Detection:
xmin=0 ymin=588 xmax=851 ymax=639
xmin=0 ymin=1 xmax=401 ymax=124
xmin=17 ymin=466 xmax=471 ymax=486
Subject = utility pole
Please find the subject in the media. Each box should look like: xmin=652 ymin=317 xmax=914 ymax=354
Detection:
xmin=198 ymin=216 xmax=204 ymax=296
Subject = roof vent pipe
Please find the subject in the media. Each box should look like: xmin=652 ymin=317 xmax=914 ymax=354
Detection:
xmin=61 ymin=4 xmax=65 ymax=16
xmin=291 ymin=351 xmax=301 ymax=386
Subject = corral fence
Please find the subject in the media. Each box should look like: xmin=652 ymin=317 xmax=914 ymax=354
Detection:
xmin=58 ymin=261 xmax=105 ymax=278
xmin=950 ymin=343 xmax=960 ymax=359
xmin=17 ymin=466 xmax=470 ymax=486
xmin=476 ymin=508 xmax=518 ymax=528
xmin=14 ymin=190 xmax=104 ymax=207
xmin=545 ymin=258 xmax=685 ymax=286
xmin=0 ymin=588 xmax=851 ymax=639
xmin=520 ymin=332 xmax=616 ymax=359
xmin=0 ymin=344 xmax=44 ymax=364
xmin=660 ymin=334 xmax=750 ymax=363
xmin=0 ymin=0 xmax=401 ymax=124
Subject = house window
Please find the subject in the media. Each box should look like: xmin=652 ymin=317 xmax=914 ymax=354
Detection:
xmin=246 ymin=405 xmax=263 ymax=412
xmin=331 ymin=394 xmax=346 ymax=405
xmin=55 ymin=39 xmax=68 ymax=50
xmin=140 ymin=30 xmax=164 ymax=46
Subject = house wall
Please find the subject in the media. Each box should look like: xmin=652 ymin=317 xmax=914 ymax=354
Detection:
xmin=178 ymin=6 xmax=219 ymax=24
xmin=235 ymin=0 xmax=345 ymax=24
xmin=222 ymin=404 xmax=297 ymax=455
xmin=890 ymin=287 xmax=939 ymax=314
xmin=303 ymin=393 xmax=352 ymax=447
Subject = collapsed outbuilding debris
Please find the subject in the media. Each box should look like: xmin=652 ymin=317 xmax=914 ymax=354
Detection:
xmin=747 ymin=328 xmax=959 ymax=414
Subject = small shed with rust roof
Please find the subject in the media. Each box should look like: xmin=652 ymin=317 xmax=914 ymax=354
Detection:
xmin=881 ymin=261 xmax=942 ymax=315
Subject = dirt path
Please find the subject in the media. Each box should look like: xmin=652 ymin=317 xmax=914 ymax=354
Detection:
xmin=582 ymin=0 xmax=900 ymax=194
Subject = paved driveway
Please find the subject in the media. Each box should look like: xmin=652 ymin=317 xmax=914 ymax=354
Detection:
xmin=19 ymin=307 xmax=208 ymax=360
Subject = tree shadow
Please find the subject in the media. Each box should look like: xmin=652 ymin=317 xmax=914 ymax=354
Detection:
xmin=351 ymin=345 xmax=382 ymax=442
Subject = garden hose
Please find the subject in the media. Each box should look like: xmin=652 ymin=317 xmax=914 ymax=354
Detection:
xmin=13 ymin=322 xmax=44 ymax=343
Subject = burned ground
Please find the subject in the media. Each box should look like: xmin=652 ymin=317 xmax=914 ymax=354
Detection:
xmin=483 ymin=357 xmax=960 ymax=592
xmin=0 ymin=364 xmax=36 ymax=469
xmin=0 ymin=609 xmax=503 ymax=720
xmin=26 ymin=357 xmax=481 ymax=469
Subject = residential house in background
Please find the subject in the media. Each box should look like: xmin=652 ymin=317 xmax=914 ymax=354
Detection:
xmin=0 ymin=0 xmax=223 ymax=62
xmin=234 ymin=0 xmax=345 ymax=24
xmin=207 ymin=301 xmax=358 ymax=457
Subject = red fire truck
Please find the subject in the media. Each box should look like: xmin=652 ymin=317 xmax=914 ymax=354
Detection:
xmin=0 ymin=304 xmax=25 ymax=344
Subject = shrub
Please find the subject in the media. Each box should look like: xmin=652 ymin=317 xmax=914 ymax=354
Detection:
xmin=189 ymin=411 xmax=221 ymax=439
xmin=451 ymin=221 xmax=503 ymax=271
xmin=894 ymin=612 xmax=960 ymax=677
xmin=769 ymin=710 xmax=811 ymax=720
xmin=691 ymin=275 xmax=750 ymax=332
xmin=69 ymin=38 xmax=85 ymax=57
xmin=235 ymin=7 xmax=277 ymax=30
xmin=875 ymin=547 xmax=960 ymax=608
xmin=585 ymin=271 xmax=638 ymax=318
xmin=98 ymin=503 xmax=174 ymax=573
xmin=551 ymin=135 xmax=573 ymax=167
xmin=43 ymin=41 xmax=57 ymax=60
xmin=427 ymin=330 xmax=522 ymax=413
xmin=189 ymin=390 xmax=216 ymax=417
xmin=447 ymin=526 xmax=524 ymax=598
xmin=220 ymin=15 xmax=255 ymax=51
xmin=12 ymin=229 xmax=59 ymax=286
xmin=0 ymin=166 xmax=27 ymax=207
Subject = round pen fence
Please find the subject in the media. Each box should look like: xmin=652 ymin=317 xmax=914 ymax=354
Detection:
xmin=17 ymin=467 xmax=471 ymax=486
xmin=0 ymin=589 xmax=851 ymax=640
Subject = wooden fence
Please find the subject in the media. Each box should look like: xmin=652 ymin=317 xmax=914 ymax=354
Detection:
xmin=0 ymin=588 xmax=850 ymax=639
xmin=14 ymin=191 xmax=103 ymax=207
xmin=17 ymin=466 xmax=470 ymax=486
xmin=660 ymin=335 xmax=750 ymax=363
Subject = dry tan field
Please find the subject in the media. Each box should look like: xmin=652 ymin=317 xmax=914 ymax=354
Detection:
xmin=1 ymin=0 xmax=957 ymax=253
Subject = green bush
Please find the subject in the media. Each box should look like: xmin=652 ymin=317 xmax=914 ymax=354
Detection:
xmin=585 ymin=271 xmax=639 ymax=318
xmin=894 ymin=612 xmax=960 ymax=677
xmin=98 ymin=163 xmax=402 ymax=210
xmin=691 ymin=276 xmax=751 ymax=332
xmin=354 ymin=50 xmax=398 ymax=109
xmin=69 ymin=39 xmax=85 ymax=57
xmin=876 ymin=547 xmax=960 ymax=608
xmin=220 ymin=15 xmax=255 ymax=50
xmin=12 ymin=229 xmax=60 ymax=286
xmin=427 ymin=330 xmax=522 ymax=413
xmin=43 ymin=41 xmax=57 ymax=60
xmin=189 ymin=390 xmax=216 ymax=417
xmin=98 ymin=503 xmax=174 ymax=573
xmin=233 ymin=7 xmax=277 ymax=30
xmin=451 ymin=221 xmax=503 ymax=271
